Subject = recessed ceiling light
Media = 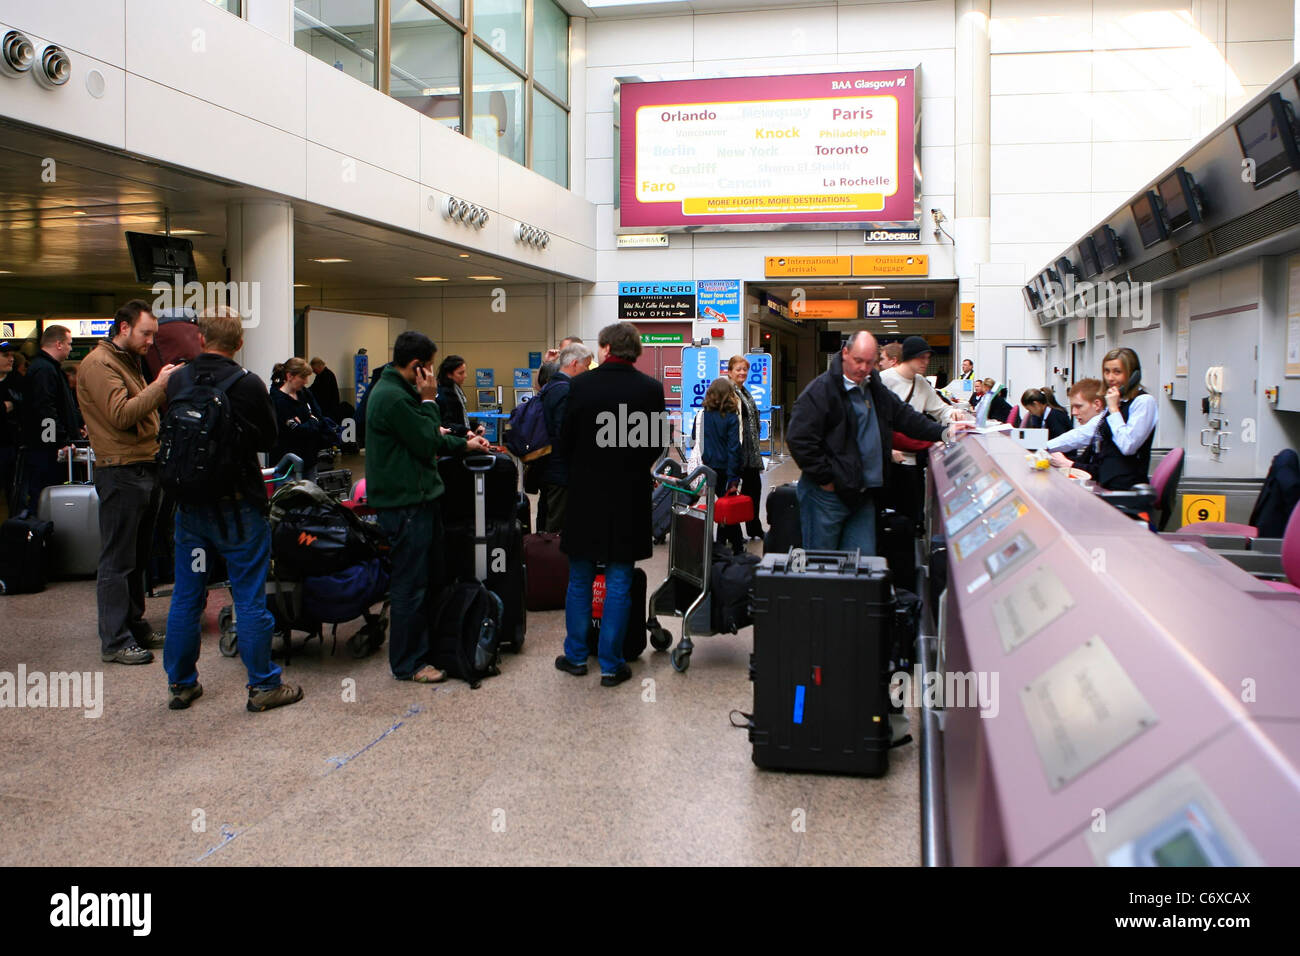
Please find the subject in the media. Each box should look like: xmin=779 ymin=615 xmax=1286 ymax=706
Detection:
xmin=170 ymin=229 xmax=206 ymax=236
xmin=468 ymin=275 xmax=503 ymax=280
xmin=72 ymin=210 xmax=87 ymax=216
xmin=414 ymin=276 xmax=448 ymax=281
xmin=309 ymin=257 xmax=350 ymax=264
xmin=0 ymin=270 xmax=12 ymax=275
xmin=292 ymin=283 xmax=310 ymax=288
xmin=860 ymin=285 xmax=885 ymax=290
xmin=457 ymin=253 xmax=470 ymax=258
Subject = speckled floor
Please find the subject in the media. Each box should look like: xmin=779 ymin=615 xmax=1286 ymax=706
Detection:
xmin=0 ymin=455 xmax=920 ymax=866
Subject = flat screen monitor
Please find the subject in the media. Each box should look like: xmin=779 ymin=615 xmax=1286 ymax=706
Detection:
xmin=476 ymin=388 xmax=497 ymax=407
xmin=1055 ymin=257 xmax=1075 ymax=280
xmin=1130 ymin=191 xmax=1168 ymax=248
xmin=1235 ymin=92 xmax=1300 ymax=189
xmin=818 ymin=330 xmax=843 ymax=352
xmin=124 ymin=232 xmax=198 ymax=284
xmin=1077 ymin=236 xmax=1100 ymax=278
xmin=1157 ymin=166 xmax=1202 ymax=233
xmin=1093 ymin=225 xmax=1122 ymax=270
xmin=1021 ymin=285 xmax=1040 ymax=311
xmin=1039 ymin=267 xmax=1061 ymax=300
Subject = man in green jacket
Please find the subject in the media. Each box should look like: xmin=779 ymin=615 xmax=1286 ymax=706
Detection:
xmin=366 ymin=331 xmax=489 ymax=682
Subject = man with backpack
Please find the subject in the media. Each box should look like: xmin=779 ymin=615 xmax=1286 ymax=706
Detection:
xmin=537 ymin=342 xmax=592 ymax=532
xmin=158 ymin=307 xmax=302 ymax=712
xmin=366 ymin=331 xmax=489 ymax=683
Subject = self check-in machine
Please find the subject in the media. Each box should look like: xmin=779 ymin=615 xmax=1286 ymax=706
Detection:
xmin=921 ymin=433 xmax=1300 ymax=867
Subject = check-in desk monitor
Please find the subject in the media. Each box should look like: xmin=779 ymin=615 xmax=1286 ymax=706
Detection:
xmin=924 ymin=433 xmax=1299 ymax=866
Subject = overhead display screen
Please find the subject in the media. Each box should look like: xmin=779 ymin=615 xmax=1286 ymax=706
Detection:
xmin=615 ymin=69 xmax=919 ymax=231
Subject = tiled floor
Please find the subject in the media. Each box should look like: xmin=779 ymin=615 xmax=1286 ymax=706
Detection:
xmin=0 ymin=455 xmax=920 ymax=866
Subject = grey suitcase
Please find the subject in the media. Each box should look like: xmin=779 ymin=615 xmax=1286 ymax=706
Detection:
xmin=38 ymin=447 xmax=100 ymax=578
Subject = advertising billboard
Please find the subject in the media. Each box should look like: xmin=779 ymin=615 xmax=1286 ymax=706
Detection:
xmin=615 ymin=68 xmax=920 ymax=232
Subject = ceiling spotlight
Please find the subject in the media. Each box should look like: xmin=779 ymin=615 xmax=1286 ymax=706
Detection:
xmin=514 ymin=221 xmax=551 ymax=249
xmin=468 ymin=275 xmax=503 ymax=280
xmin=414 ymin=276 xmax=448 ymax=281
xmin=0 ymin=31 xmax=35 ymax=77
xmin=309 ymin=257 xmax=350 ymax=263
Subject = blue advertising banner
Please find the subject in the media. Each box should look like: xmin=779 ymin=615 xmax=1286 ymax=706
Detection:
xmin=746 ymin=352 xmax=772 ymax=412
xmin=353 ymin=353 xmax=369 ymax=405
xmin=475 ymin=369 xmax=494 ymax=387
xmin=696 ymin=279 xmax=741 ymax=322
xmin=528 ymin=351 xmax=542 ymax=369
xmin=513 ymin=368 xmax=533 ymax=388
xmin=864 ymin=299 xmax=936 ymax=319
xmin=681 ymin=346 xmax=719 ymax=413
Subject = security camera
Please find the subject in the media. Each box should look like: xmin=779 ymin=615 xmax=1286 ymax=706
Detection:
xmin=33 ymin=44 xmax=70 ymax=88
xmin=0 ymin=31 xmax=35 ymax=77
xmin=931 ymin=208 xmax=946 ymax=225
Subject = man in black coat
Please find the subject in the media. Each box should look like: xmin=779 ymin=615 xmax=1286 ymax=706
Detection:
xmin=555 ymin=322 xmax=665 ymax=687
xmin=20 ymin=324 xmax=82 ymax=513
xmin=788 ymin=331 xmax=968 ymax=553
xmin=308 ymin=358 xmax=342 ymax=420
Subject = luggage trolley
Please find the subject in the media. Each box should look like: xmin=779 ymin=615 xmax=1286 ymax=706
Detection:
xmin=646 ymin=454 xmax=719 ymax=673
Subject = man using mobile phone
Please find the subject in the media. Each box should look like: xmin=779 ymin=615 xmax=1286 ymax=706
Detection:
xmin=365 ymin=332 xmax=490 ymax=683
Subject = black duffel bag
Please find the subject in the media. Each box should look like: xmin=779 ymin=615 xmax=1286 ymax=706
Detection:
xmin=710 ymin=550 xmax=760 ymax=633
xmin=269 ymin=480 xmax=387 ymax=579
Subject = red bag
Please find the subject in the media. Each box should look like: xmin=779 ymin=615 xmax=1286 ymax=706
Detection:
xmin=713 ymin=493 xmax=755 ymax=526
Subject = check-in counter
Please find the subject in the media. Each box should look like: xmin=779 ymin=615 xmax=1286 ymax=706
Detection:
xmin=921 ymin=433 xmax=1300 ymax=867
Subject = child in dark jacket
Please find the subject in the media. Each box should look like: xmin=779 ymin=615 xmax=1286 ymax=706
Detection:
xmin=698 ymin=377 xmax=745 ymax=555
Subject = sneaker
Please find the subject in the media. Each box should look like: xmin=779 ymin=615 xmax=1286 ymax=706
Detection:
xmin=138 ymin=631 xmax=166 ymax=649
xmin=600 ymin=663 xmax=633 ymax=687
xmin=246 ymin=683 xmax=304 ymax=712
xmin=555 ymin=655 xmax=588 ymax=677
xmin=102 ymin=644 xmax=154 ymax=665
xmin=168 ymin=682 xmax=203 ymax=710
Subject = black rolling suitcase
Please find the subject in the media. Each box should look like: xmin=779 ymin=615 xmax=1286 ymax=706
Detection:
xmin=586 ymin=566 xmax=648 ymax=662
xmin=877 ymin=508 xmax=918 ymax=593
xmin=439 ymin=452 xmax=518 ymax=524
xmin=0 ymin=516 xmax=53 ymax=595
xmin=651 ymin=456 xmax=683 ymax=544
xmin=445 ymin=515 xmax=526 ymax=652
xmin=762 ymin=482 xmax=802 ymax=554
xmin=749 ymin=549 xmax=895 ymax=776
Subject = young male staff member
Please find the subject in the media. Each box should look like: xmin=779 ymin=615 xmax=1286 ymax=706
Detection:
xmin=1045 ymin=349 xmax=1157 ymax=489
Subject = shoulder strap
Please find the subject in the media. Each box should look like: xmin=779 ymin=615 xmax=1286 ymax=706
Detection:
xmin=905 ymin=377 xmax=917 ymax=403
xmin=215 ymin=367 xmax=248 ymax=394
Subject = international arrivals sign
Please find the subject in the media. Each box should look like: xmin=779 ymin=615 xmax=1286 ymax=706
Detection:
xmin=615 ymin=69 xmax=919 ymax=231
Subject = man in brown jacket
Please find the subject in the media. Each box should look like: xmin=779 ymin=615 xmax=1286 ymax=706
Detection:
xmin=78 ymin=300 xmax=178 ymax=664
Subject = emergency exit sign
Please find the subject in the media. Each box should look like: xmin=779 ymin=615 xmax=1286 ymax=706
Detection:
xmin=642 ymin=333 xmax=687 ymax=345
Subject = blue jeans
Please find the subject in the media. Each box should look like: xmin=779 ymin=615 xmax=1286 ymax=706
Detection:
xmin=165 ymin=501 xmax=282 ymax=691
xmin=375 ymin=501 xmax=444 ymax=679
xmin=796 ymin=475 xmax=877 ymax=555
xmin=563 ymin=558 xmax=633 ymax=676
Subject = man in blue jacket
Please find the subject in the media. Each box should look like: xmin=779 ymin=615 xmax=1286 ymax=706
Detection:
xmin=539 ymin=341 xmax=594 ymax=533
xmin=788 ymin=331 xmax=969 ymax=554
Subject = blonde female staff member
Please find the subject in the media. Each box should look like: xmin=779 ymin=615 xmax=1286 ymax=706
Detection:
xmin=1045 ymin=348 xmax=1157 ymax=490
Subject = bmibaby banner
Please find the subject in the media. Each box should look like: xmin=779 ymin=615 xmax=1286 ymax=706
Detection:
xmin=618 ymin=69 xmax=917 ymax=229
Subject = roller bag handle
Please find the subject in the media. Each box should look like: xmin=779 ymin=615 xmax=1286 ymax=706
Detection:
xmin=781 ymin=548 xmax=864 ymax=575
xmin=463 ymin=453 xmax=496 ymax=582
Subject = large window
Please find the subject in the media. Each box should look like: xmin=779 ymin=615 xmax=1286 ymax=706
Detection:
xmin=390 ymin=1 xmax=463 ymax=133
xmin=295 ymin=0 xmax=568 ymax=186
xmin=294 ymin=0 xmax=379 ymax=89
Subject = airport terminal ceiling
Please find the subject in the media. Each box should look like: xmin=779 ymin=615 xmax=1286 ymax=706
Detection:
xmin=0 ymin=120 xmax=568 ymax=301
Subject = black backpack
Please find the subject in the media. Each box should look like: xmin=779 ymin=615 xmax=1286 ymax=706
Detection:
xmin=268 ymin=480 xmax=387 ymax=579
xmin=430 ymin=581 xmax=503 ymax=688
xmin=157 ymin=366 xmax=248 ymax=502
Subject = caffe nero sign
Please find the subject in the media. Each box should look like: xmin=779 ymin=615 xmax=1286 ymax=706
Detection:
xmin=618 ymin=281 xmax=697 ymax=319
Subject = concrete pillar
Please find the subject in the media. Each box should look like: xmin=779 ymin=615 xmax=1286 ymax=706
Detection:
xmin=955 ymin=0 xmax=992 ymax=358
xmin=226 ymin=199 xmax=294 ymax=382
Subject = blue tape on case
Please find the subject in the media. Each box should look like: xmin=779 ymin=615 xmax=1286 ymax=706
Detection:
xmin=793 ymin=685 xmax=806 ymax=725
